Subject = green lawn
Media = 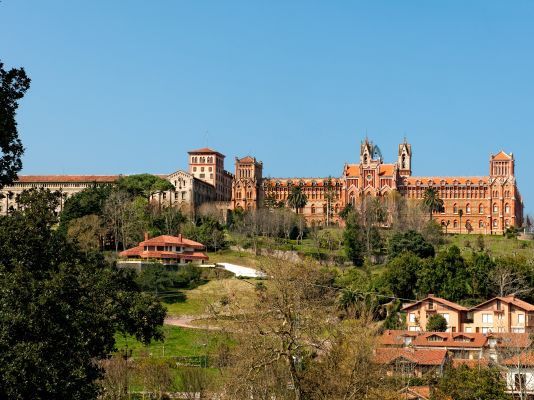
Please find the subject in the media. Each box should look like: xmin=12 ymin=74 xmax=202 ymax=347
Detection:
xmin=115 ymin=325 xmax=228 ymax=358
xmin=440 ymin=234 xmax=534 ymax=258
xmin=163 ymin=277 xmax=259 ymax=317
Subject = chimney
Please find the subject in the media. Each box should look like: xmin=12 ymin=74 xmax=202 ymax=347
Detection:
xmin=178 ymin=234 xmax=183 ymax=241
xmin=144 ymin=232 xmax=149 ymax=241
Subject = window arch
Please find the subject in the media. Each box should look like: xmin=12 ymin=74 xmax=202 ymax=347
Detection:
xmin=479 ymin=220 xmax=484 ymax=228
xmin=453 ymin=220 xmax=458 ymax=228
xmin=505 ymin=219 xmax=510 ymax=228
xmin=493 ymin=219 xmax=498 ymax=228
xmin=493 ymin=203 xmax=498 ymax=213
xmin=466 ymin=203 xmax=471 ymax=214
xmin=505 ymin=203 xmax=510 ymax=214
xmin=453 ymin=203 xmax=458 ymax=214
xmin=479 ymin=204 xmax=484 ymax=214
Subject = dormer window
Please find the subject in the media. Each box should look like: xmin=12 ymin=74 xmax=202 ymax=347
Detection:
xmin=427 ymin=335 xmax=444 ymax=342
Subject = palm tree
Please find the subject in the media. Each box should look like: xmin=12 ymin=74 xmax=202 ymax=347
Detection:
xmin=423 ymin=187 xmax=444 ymax=221
xmin=458 ymin=209 xmax=464 ymax=234
xmin=287 ymin=186 xmax=308 ymax=214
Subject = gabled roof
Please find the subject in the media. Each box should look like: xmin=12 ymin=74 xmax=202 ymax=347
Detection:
xmin=188 ymin=147 xmax=225 ymax=157
xmin=140 ymin=234 xmax=205 ymax=249
xmin=399 ymin=386 xmax=431 ymax=400
xmin=14 ymin=175 xmax=120 ymax=183
xmin=375 ymin=348 xmax=447 ymax=366
xmin=470 ymin=296 xmax=534 ymax=312
xmin=344 ymin=164 xmax=360 ymax=177
xmin=492 ymin=150 xmax=513 ymax=161
xmin=237 ymin=156 xmax=256 ymax=163
xmin=413 ymin=332 xmax=488 ymax=348
xmin=402 ymin=295 xmax=468 ymax=312
xmin=488 ymin=332 xmax=532 ymax=348
xmin=379 ymin=330 xmax=419 ymax=346
xmin=502 ymin=352 xmax=534 ymax=366
xmin=379 ymin=164 xmax=395 ymax=176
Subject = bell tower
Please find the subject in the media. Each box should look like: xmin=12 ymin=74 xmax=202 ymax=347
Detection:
xmin=398 ymin=139 xmax=412 ymax=177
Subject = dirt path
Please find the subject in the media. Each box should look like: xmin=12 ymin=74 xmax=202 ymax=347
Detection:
xmin=164 ymin=316 xmax=221 ymax=330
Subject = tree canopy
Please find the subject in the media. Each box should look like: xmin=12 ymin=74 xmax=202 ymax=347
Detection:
xmin=0 ymin=189 xmax=165 ymax=399
xmin=0 ymin=61 xmax=31 ymax=189
xmin=388 ymin=230 xmax=435 ymax=259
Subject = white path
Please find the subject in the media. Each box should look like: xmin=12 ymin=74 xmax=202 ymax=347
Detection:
xmin=216 ymin=262 xmax=266 ymax=278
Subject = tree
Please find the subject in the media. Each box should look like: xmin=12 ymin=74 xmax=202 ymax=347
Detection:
xmin=433 ymin=365 xmax=511 ymax=400
xmin=59 ymin=184 xmax=112 ymax=232
xmin=388 ymin=230 xmax=435 ymax=260
xmin=458 ymin=209 xmax=464 ymax=234
xmin=343 ymin=211 xmax=366 ymax=267
xmin=383 ymin=252 xmax=424 ymax=300
xmin=287 ymin=185 xmax=307 ymax=214
xmin=423 ymin=187 xmax=444 ymax=221
xmin=426 ymin=313 xmax=448 ymax=332
xmin=0 ymin=61 xmax=31 ymax=189
xmin=0 ymin=188 xmax=165 ymax=399
xmin=66 ymin=214 xmax=106 ymax=252
xmin=215 ymin=259 xmax=395 ymax=400
xmin=117 ymin=174 xmax=174 ymax=203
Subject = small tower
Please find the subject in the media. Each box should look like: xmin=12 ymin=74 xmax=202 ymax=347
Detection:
xmin=360 ymin=138 xmax=374 ymax=166
xmin=232 ymin=156 xmax=263 ymax=210
xmin=398 ymin=139 xmax=412 ymax=177
xmin=490 ymin=151 xmax=514 ymax=177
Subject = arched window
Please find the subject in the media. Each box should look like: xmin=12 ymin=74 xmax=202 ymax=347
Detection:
xmin=349 ymin=194 xmax=355 ymax=206
xmin=505 ymin=203 xmax=510 ymax=214
xmin=493 ymin=219 xmax=498 ymax=228
xmin=364 ymin=154 xmax=368 ymax=164
xmin=466 ymin=203 xmax=471 ymax=214
xmin=401 ymin=154 xmax=406 ymax=169
xmin=479 ymin=204 xmax=484 ymax=214
xmin=454 ymin=220 xmax=458 ymax=228
xmin=453 ymin=203 xmax=458 ymax=214
xmin=311 ymin=204 xmax=316 ymax=214
xmin=479 ymin=220 xmax=484 ymax=228
xmin=505 ymin=220 xmax=510 ymax=228
xmin=493 ymin=203 xmax=498 ymax=213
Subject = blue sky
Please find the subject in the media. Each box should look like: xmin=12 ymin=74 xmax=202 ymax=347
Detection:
xmin=1 ymin=1 xmax=532 ymax=214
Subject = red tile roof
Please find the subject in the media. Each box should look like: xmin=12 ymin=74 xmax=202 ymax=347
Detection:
xmin=188 ymin=147 xmax=224 ymax=156
xmin=401 ymin=177 xmax=489 ymax=186
xmin=140 ymin=235 xmax=205 ymax=249
xmin=489 ymin=332 xmax=532 ymax=348
xmin=492 ymin=151 xmax=513 ymax=161
xmin=470 ymin=296 xmax=534 ymax=312
xmin=502 ymin=352 xmax=534 ymax=366
xmin=379 ymin=330 xmax=419 ymax=346
xmin=412 ymin=332 xmax=488 ymax=349
xmin=238 ymin=156 xmax=256 ymax=163
xmin=375 ymin=348 xmax=447 ymax=366
xmin=402 ymin=295 xmax=468 ymax=312
xmin=379 ymin=164 xmax=395 ymax=176
xmin=15 ymin=175 xmax=120 ymax=183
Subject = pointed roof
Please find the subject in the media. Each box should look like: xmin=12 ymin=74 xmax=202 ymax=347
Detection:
xmin=492 ymin=150 xmax=513 ymax=161
xmin=402 ymin=295 xmax=468 ymax=312
xmin=237 ymin=156 xmax=256 ymax=163
xmin=188 ymin=147 xmax=225 ymax=157
xmin=470 ymin=296 xmax=534 ymax=312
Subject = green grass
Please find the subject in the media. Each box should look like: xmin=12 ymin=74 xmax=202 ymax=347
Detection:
xmin=115 ymin=325 xmax=228 ymax=358
xmin=163 ymin=277 xmax=259 ymax=317
xmin=440 ymin=234 xmax=534 ymax=259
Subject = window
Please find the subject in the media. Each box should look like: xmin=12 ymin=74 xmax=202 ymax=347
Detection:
xmin=482 ymin=314 xmax=493 ymax=324
xmin=465 ymin=327 xmax=472 ymax=333
xmin=479 ymin=204 xmax=484 ymax=214
xmin=453 ymin=203 xmax=458 ymax=214
xmin=493 ymin=219 xmax=498 ymax=228
xmin=453 ymin=220 xmax=458 ymax=228
xmin=493 ymin=203 xmax=498 ymax=213
xmin=512 ymin=328 xmax=525 ymax=333
xmin=515 ymin=374 xmax=526 ymax=391
xmin=408 ymin=326 xmax=420 ymax=332
xmin=193 ymin=167 xmax=197 ymax=172
xmin=409 ymin=313 xmax=416 ymax=323
xmin=479 ymin=220 xmax=484 ymax=228
xmin=481 ymin=327 xmax=491 ymax=334
xmin=466 ymin=204 xmax=471 ymax=213
xmin=518 ymin=314 xmax=525 ymax=325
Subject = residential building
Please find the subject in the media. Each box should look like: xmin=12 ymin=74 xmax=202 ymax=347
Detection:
xmin=119 ymin=234 xmax=208 ymax=267
xmin=374 ymin=347 xmax=448 ymax=378
xmin=402 ymin=295 xmax=534 ymax=334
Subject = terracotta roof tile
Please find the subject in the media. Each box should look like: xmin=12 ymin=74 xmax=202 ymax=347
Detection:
xmin=379 ymin=164 xmax=395 ymax=176
xmin=15 ymin=175 xmax=119 ymax=183
xmin=492 ymin=151 xmax=513 ymax=161
xmin=375 ymin=348 xmax=447 ymax=366
xmin=402 ymin=295 xmax=468 ymax=312
xmin=188 ymin=147 xmax=224 ymax=156
xmin=470 ymin=296 xmax=534 ymax=312
xmin=412 ymin=332 xmax=488 ymax=348
xmin=140 ymin=235 xmax=205 ymax=249
xmin=502 ymin=352 xmax=534 ymax=366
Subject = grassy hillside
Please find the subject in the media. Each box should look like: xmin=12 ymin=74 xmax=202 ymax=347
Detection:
xmin=440 ymin=234 xmax=534 ymax=259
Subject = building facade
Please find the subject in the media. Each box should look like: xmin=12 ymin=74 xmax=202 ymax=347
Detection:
xmin=0 ymin=138 xmax=525 ymax=234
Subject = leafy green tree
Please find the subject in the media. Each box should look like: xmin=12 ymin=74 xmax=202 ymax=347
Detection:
xmin=426 ymin=313 xmax=448 ymax=332
xmin=0 ymin=61 xmax=31 ymax=189
xmin=388 ymin=230 xmax=435 ymax=260
xmin=343 ymin=212 xmax=365 ymax=267
xmin=136 ymin=263 xmax=175 ymax=296
xmin=287 ymin=185 xmax=308 ymax=214
xmin=66 ymin=214 xmax=106 ymax=252
xmin=0 ymin=189 xmax=165 ymax=399
xmin=117 ymin=174 xmax=174 ymax=201
xmin=417 ymin=246 xmax=470 ymax=302
xmin=433 ymin=365 xmax=511 ymax=400
xmin=59 ymin=184 xmax=112 ymax=232
xmin=383 ymin=252 xmax=424 ymax=300
xmin=422 ymin=187 xmax=444 ymax=221
xmin=182 ymin=216 xmax=227 ymax=251
xmin=338 ymin=203 xmax=354 ymax=221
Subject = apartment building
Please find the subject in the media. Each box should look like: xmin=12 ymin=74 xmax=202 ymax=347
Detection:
xmin=403 ymin=294 xmax=534 ymax=334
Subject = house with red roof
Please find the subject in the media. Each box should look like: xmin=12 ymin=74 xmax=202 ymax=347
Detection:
xmin=374 ymin=347 xmax=448 ymax=377
xmin=119 ymin=234 xmax=208 ymax=267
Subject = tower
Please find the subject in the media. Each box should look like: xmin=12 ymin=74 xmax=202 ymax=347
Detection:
xmin=188 ymin=147 xmax=230 ymax=201
xmin=489 ymin=151 xmax=514 ymax=177
xmin=232 ymin=156 xmax=263 ymax=210
xmin=398 ymin=139 xmax=412 ymax=177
